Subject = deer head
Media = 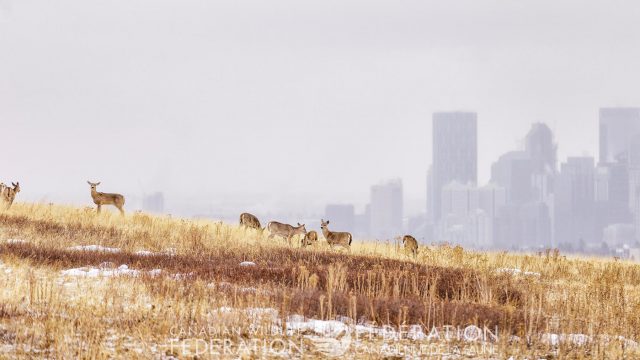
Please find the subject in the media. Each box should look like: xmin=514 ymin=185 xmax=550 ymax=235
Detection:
xmin=296 ymin=223 xmax=307 ymax=233
xmin=11 ymin=182 xmax=20 ymax=193
xmin=320 ymin=219 xmax=330 ymax=230
xmin=87 ymin=181 xmax=101 ymax=191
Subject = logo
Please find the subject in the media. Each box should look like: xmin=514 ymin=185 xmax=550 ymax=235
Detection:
xmin=303 ymin=321 xmax=352 ymax=357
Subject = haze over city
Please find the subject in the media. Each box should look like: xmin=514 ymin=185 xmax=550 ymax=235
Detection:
xmin=2 ymin=0 xmax=640 ymax=223
xmin=4 ymin=2 xmax=640 ymax=358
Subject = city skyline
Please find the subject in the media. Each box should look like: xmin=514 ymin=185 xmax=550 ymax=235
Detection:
xmin=4 ymin=1 xmax=640 ymax=217
xmin=4 ymin=108 xmax=639 ymax=220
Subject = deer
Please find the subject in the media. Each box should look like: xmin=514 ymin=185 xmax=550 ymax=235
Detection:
xmin=402 ymin=235 xmax=419 ymax=258
xmin=239 ymin=212 xmax=262 ymax=230
xmin=87 ymin=181 xmax=125 ymax=215
xmin=2 ymin=182 xmax=20 ymax=209
xmin=320 ymin=219 xmax=352 ymax=250
xmin=301 ymin=230 xmax=318 ymax=247
xmin=266 ymin=221 xmax=306 ymax=245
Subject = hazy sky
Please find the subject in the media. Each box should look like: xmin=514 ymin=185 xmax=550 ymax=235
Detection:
xmin=2 ymin=0 xmax=640 ymax=215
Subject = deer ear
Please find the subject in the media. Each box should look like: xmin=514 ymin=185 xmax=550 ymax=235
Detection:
xmin=96 ymin=182 xmax=101 ymax=186
xmin=87 ymin=181 xmax=91 ymax=185
xmin=326 ymin=220 xmax=330 ymax=224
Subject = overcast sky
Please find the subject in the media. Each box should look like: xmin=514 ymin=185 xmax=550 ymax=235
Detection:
xmin=2 ymin=0 xmax=640 ymax=215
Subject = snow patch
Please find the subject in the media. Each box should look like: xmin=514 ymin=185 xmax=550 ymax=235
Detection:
xmin=540 ymin=333 xmax=638 ymax=349
xmin=496 ymin=268 xmax=541 ymax=277
xmin=67 ymin=245 xmax=121 ymax=253
xmin=134 ymin=250 xmax=155 ymax=256
xmin=6 ymin=239 xmax=27 ymax=244
xmin=286 ymin=317 xmax=349 ymax=338
xmin=239 ymin=261 xmax=256 ymax=267
xmin=541 ymin=333 xmax=591 ymax=347
xmin=170 ymin=272 xmax=195 ymax=280
xmin=60 ymin=264 xmax=161 ymax=278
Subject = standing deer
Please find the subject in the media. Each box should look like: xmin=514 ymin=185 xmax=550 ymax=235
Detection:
xmin=320 ymin=219 xmax=352 ymax=250
xmin=239 ymin=212 xmax=262 ymax=230
xmin=301 ymin=230 xmax=318 ymax=247
xmin=402 ymin=235 xmax=419 ymax=258
xmin=2 ymin=182 xmax=20 ymax=209
xmin=266 ymin=221 xmax=306 ymax=245
xmin=87 ymin=181 xmax=125 ymax=215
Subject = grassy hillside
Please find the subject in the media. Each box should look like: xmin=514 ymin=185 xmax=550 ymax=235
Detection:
xmin=0 ymin=203 xmax=639 ymax=358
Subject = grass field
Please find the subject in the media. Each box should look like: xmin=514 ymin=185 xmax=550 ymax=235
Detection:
xmin=0 ymin=202 xmax=639 ymax=359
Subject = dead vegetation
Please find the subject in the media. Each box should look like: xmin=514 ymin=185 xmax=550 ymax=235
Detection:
xmin=0 ymin=202 xmax=638 ymax=358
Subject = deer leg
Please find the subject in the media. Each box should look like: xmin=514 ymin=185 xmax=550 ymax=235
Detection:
xmin=118 ymin=205 xmax=125 ymax=216
xmin=97 ymin=204 xmax=102 ymax=213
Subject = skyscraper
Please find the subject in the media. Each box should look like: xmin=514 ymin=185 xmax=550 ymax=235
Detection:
xmin=599 ymin=107 xmax=640 ymax=164
xmin=490 ymin=123 xmax=556 ymax=249
xmin=370 ymin=179 xmax=403 ymax=239
xmin=430 ymin=112 xmax=477 ymax=221
xmin=491 ymin=151 xmax=534 ymax=205
xmin=554 ymin=157 xmax=596 ymax=247
xmin=525 ymin=123 xmax=557 ymax=202
xmin=597 ymin=108 xmax=639 ymax=241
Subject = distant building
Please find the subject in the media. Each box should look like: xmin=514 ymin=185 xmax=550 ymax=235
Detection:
xmin=426 ymin=165 xmax=433 ymax=222
xmin=525 ymin=123 xmax=558 ymax=175
xmin=599 ymin=107 xmax=640 ymax=164
xmin=525 ymin=123 xmax=557 ymax=202
xmin=554 ymin=157 xmax=596 ymax=247
xmin=477 ymin=183 xmax=507 ymax=219
xmin=369 ymin=179 xmax=403 ymax=239
xmin=603 ymin=224 xmax=635 ymax=248
xmin=142 ymin=192 xmax=165 ymax=213
xmin=489 ymin=123 xmax=556 ymax=250
xmin=628 ymin=135 xmax=640 ymax=241
xmin=494 ymin=202 xmax=552 ymax=250
xmin=354 ymin=204 xmax=371 ymax=237
xmin=436 ymin=182 xmax=505 ymax=248
xmin=441 ymin=181 xmax=478 ymax=220
xmin=324 ymin=204 xmax=355 ymax=233
xmin=491 ymin=151 xmax=534 ymax=205
xmin=594 ymin=159 xmax=633 ymax=241
xmin=430 ymin=112 xmax=477 ymax=221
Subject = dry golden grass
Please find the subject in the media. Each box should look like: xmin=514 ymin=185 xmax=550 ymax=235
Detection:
xmin=0 ymin=202 xmax=638 ymax=359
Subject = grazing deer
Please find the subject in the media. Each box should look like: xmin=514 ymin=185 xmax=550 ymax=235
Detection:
xmin=239 ymin=212 xmax=262 ymax=230
xmin=320 ymin=219 xmax=352 ymax=249
xmin=301 ymin=230 xmax=318 ymax=247
xmin=87 ymin=181 xmax=125 ymax=215
xmin=266 ymin=221 xmax=306 ymax=244
xmin=402 ymin=235 xmax=419 ymax=258
xmin=2 ymin=182 xmax=20 ymax=209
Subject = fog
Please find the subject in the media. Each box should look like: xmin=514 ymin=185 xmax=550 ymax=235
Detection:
xmin=2 ymin=0 xmax=640 ymax=217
